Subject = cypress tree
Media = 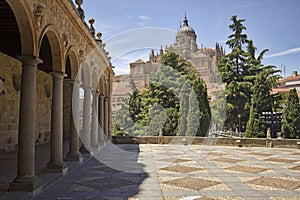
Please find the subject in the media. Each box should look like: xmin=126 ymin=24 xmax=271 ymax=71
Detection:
xmin=178 ymin=82 xmax=190 ymax=136
xmin=186 ymin=89 xmax=200 ymax=136
xmin=282 ymin=88 xmax=300 ymax=139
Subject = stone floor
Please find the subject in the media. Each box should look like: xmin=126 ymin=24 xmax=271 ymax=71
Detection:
xmin=0 ymin=140 xmax=70 ymax=196
xmin=1 ymin=144 xmax=300 ymax=200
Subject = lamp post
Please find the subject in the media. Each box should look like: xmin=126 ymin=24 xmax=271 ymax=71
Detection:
xmin=238 ymin=114 xmax=241 ymax=137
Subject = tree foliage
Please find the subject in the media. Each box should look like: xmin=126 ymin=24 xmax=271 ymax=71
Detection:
xmin=114 ymin=51 xmax=211 ymax=136
xmin=218 ymin=15 xmax=280 ymax=135
xmin=282 ymin=88 xmax=300 ymax=139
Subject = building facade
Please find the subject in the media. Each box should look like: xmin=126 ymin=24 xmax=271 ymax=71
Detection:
xmin=0 ymin=0 xmax=114 ymax=192
xmin=272 ymin=71 xmax=300 ymax=97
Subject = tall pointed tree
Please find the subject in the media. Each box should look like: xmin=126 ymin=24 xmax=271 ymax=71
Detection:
xmin=178 ymin=82 xmax=190 ymax=136
xmin=218 ymin=15 xmax=251 ymax=131
xmin=282 ymin=88 xmax=300 ymax=139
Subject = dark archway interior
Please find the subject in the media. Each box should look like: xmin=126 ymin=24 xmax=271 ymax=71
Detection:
xmin=39 ymin=36 xmax=53 ymax=73
xmin=0 ymin=0 xmax=21 ymax=57
xmin=65 ymin=56 xmax=71 ymax=79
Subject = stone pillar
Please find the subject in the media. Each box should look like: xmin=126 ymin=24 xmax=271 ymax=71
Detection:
xmin=64 ymin=80 xmax=83 ymax=162
xmin=80 ymin=86 xmax=92 ymax=154
xmin=108 ymin=97 xmax=112 ymax=138
xmin=104 ymin=97 xmax=109 ymax=137
xmin=9 ymin=56 xmax=42 ymax=192
xmin=91 ymin=90 xmax=99 ymax=149
xmin=45 ymin=72 xmax=68 ymax=173
xmin=99 ymin=94 xmax=105 ymax=144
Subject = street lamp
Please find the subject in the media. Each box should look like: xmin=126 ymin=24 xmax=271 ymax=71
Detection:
xmin=238 ymin=114 xmax=241 ymax=137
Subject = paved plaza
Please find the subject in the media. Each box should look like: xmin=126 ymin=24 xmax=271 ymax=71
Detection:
xmin=1 ymin=143 xmax=300 ymax=200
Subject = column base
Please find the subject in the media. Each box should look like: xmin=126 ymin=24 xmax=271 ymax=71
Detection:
xmin=64 ymin=152 xmax=83 ymax=163
xmin=9 ymin=176 xmax=42 ymax=193
xmin=91 ymin=143 xmax=99 ymax=149
xmin=44 ymin=162 xmax=68 ymax=174
xmin=79 ymin=145 xmax=91 ymax=155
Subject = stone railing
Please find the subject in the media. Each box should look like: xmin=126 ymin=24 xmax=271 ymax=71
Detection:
xmin=112 ymin=136 xmax=300 ymax=149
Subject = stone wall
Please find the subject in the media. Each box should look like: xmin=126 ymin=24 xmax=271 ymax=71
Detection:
xmin=0 ymin=54 xmax=65 ymax=150
xmin=35 ymin=69 xmax=52 ymax=145
xmin=112 ymin=136 xmax=300 ymax=149
xmin=0 ymin=52 xmax=21 ymax=151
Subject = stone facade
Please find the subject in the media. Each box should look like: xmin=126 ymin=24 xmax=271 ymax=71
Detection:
xmin=172 ymin=15 xmax=225 ymax=97
xmin=0 ymin=0 xmax=114 ymax=192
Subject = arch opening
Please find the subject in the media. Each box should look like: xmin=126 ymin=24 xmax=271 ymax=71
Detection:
xmin=0 ymin=0 xmax=21 ymax=57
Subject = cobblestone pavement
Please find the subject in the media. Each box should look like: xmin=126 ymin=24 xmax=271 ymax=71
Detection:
xmin=2 ymin=144 xmax=300 ymax=200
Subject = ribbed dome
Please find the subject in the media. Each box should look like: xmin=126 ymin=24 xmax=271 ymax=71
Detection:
xmin=176 ymin=16 xmax=196 ymax=38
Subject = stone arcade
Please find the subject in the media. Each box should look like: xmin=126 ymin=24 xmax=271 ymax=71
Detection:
xmin=0 ymin=0 xmax=114 ymax=192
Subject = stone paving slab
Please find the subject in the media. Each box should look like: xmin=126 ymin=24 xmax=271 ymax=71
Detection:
xmin=1 ymin=144 xmax=300 ymax=200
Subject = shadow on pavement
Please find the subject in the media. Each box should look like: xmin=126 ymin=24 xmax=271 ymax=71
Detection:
xmin=32 ymin=144 xmax=148 ymax=200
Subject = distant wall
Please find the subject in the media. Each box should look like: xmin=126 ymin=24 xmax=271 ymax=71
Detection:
xmin=112 ymin=136 xmax=300 ymax=149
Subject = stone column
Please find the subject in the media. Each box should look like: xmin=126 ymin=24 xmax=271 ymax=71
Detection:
xmin=104 ymin=97 xmax=109 ymax=137
xmin=64 ymin=80 xmax=83 ymax=162
xmin=91 ymin=90 xmax=99 ymax=149
xmin=79 ymin=86 xmax=92 ymax=154
xmin=9 ymin=56 xmax=42 ymax=192
xmin=45 ymin=72 xmax=68 ymax=173
xmin=108 ymin=97 xmax=112 ymax=138
xmin=99 ymin=94 xmax=105 ymax=144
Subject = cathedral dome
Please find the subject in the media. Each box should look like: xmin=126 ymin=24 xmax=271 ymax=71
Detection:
xmin=176 ymin=15 xmax=196 ymax=39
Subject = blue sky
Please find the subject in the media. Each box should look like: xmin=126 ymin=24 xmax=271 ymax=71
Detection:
xmin=78 ymin=0 xmax=300 ymax=76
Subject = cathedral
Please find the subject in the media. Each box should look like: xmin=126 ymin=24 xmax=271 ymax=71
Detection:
xmin=173 ymin=15 xmax=225 ymax=91
xmin=113 ymin=15 xmax=225 ymax=111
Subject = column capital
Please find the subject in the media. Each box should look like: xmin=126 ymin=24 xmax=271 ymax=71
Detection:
xmin=50 ymin=71 xmax=66 ymax=79
xmin=17 ymin=56 xmax=43 ymax=66
xmin=92 ymin=89 xmax=100 ymax=96
xmin=65 ymin=79 xmax=81 ymax=86
xmin=81 ymin=85 xmax=92 ymax=91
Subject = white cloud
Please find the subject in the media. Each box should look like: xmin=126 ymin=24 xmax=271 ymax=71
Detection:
xmin=138 ymin=15 xmax=151 ymax=27
xmin=265 ymin=47 xmax=300 ymax=58
xmin=139 ymin=15 xmax=151 ymax=21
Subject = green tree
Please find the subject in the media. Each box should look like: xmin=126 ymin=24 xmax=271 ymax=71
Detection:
xmin=282 ymin=88 xmax=300 ymax=139
xmin=186 ymin=89 xmax=200 ymax=136
xmin=218 ymin=16 xmax=252 ymax=132
xmin=178 ymin=82 xmax=190 ymax=136
xmin=210 ymin=90 xmax=227 ymax=132
xmin=246 ymin=72 xmax=271 ymax=137
xmin=193 ymin=77 xmax=211 ymax=136
xmin=218 ymin=16 xmax=281 ymax=133
xmin=113 ymin=102 xmax=134 ymax=136
xmin=137 ymin=83 xmax=179 ymax=135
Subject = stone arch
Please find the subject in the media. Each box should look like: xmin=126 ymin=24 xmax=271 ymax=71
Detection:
xmin=92 ymin=67 xmax=101 ymax=91
xmin=39 ymin=26 xmax=63 ymax=72
xmin=65 ymin=47 xmax=79 ymax=80
xmin=4 ymin=0 xmax=36 ymax=56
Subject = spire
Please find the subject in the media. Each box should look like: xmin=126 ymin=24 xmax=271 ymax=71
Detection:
xmin=183 ymin=12 xmax=188 ymax=26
